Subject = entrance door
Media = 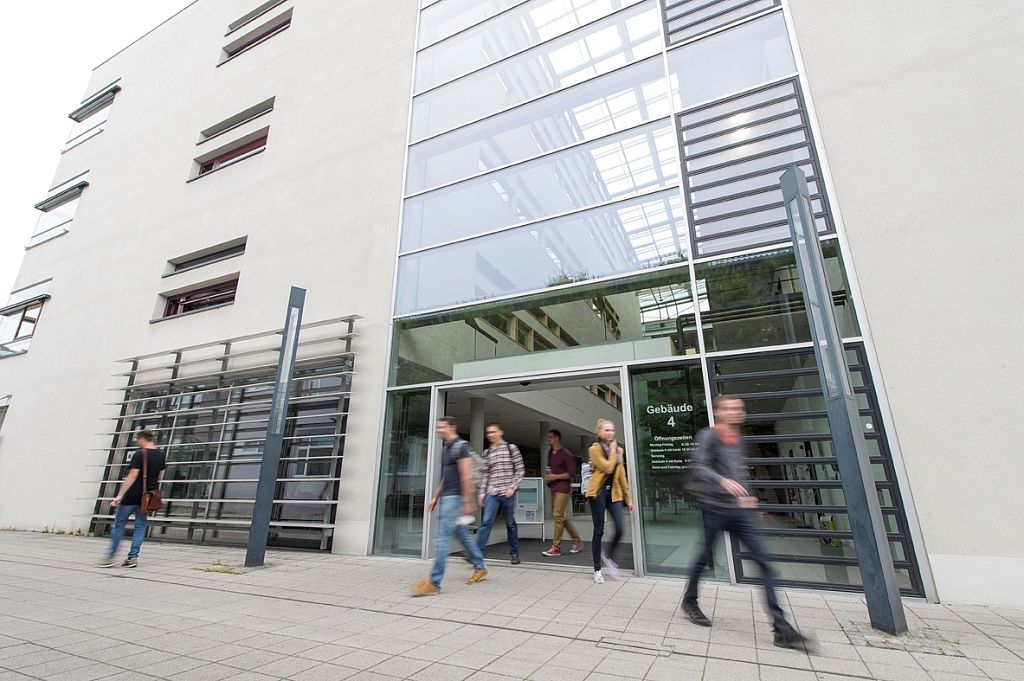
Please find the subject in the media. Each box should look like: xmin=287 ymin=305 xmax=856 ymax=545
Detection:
xmin=629 ymin=362 xmax=729 ymax=581
xmin=438 ymin=371 xmax=636 ymax=571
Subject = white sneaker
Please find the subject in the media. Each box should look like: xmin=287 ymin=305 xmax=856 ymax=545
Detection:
xmin=593 ymin=570 xmax=605 ymax=584
xmin=601 ymin=555 xmax=620 ymax=579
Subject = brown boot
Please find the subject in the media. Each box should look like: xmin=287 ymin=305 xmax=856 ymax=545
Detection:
xmin=411 ymin=578 xmax=439 ymax=596
xmin=466 ymin=568 xmax=487 ymax=584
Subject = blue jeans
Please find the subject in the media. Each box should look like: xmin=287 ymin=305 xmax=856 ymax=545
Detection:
xmin=684 ymin=504 xmax=787 ymax=627
xmin=590 ymin=488 xmax=624 ymax=570
xmin=476 ymin=493 xmax=519 ymax=556
xmin=108 ymin=504 xmax=147 ymax=560
xmin=431 ymin=495 xmax=486 ymax=587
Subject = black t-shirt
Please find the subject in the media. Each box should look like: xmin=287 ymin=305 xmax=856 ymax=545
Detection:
xmin=122 ymin=448 xmax=166 ymax=506
xmin=441 ymin=438 xmax=471 ymax=497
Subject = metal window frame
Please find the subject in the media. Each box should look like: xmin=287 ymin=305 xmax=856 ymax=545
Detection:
xmin=707 ymin=342 xmax=925 ymax=597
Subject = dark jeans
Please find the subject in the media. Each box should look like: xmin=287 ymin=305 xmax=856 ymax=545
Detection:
xmin=590 ymin=488 xmax=624 ymax=570
xmin=684 ymin=504 xmax=787 ymax=626
xmin=476 ymin=493 xmax=519 ymax=556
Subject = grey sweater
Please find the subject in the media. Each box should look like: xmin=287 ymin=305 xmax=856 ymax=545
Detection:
xmin=689 ymin=427 xmax=749 ymax=507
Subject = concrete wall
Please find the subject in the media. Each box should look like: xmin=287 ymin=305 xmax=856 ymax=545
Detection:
xmin=0 ymin=0 xmax=418 ymax=555
xmin=787 ymin=0 xmax=1024 ymax=605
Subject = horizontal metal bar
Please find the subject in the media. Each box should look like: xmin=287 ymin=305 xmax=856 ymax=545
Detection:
xmin=93 ymin=497 xmax=338 ymax=505
xmin=757 ymin=504 xmax=899 ymax=514
xmin=117 ymin=339 xmax=354 ymax=376
xmin=748 ymin=480 xmax=892 ymax=489
xmin=88 ymin=515 xmax=334 ymax=529
xmin=744 ymin=456 xmax=886 ymax=466
xmin=678 ymin=91 xmax=796 ymax=132
xmin=122 ymin=357 xmax=355 ymax=391
xmin=97 ymin=432 xmax=348 ymax=452
xmin=666 ymin=0 xmax=769 ymax=37
xmin=117 ymin=315 xmax=359 ymax=363
xmin=756 ymin=528 xmax=903 ymax=542
xmin=735 ymin=552 xmax=914 ymax=569
xmin=90 ymin=454 xmax=345 ymax=469
xmin=91 ymin=477 xmax=341 ymax=485
xmin=105 ymin=383 xmax=351 ymax=411
xmin=102 ymin=410 xmax=348 ymax=437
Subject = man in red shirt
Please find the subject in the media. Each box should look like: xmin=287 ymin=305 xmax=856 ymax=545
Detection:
xmin=542 ymin=429 xmax=583 ymax=557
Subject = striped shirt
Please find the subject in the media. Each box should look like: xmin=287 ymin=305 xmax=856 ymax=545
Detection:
xmin=480 ymin=441 xmax=525 ymax=497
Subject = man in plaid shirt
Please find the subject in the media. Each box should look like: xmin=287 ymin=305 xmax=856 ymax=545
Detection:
xmin=476 ymin=422 xmax=525 ymax=564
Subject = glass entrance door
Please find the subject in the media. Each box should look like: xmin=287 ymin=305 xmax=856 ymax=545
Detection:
xmin=629 ymin=362 xmax=727 ymax=581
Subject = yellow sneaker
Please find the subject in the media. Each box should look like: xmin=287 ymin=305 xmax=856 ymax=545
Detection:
xmin=411 ymin=578 xmax=439 ymax=596
xmin=465 ymin=568 xmax=487 ymax=585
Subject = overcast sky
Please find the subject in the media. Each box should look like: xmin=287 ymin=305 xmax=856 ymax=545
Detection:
xmin=0 ymin=1 xmax=193 ymax=297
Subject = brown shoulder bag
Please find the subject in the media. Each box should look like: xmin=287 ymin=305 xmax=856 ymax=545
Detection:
xmin=140 ymin=449 xmax=163 ymax=515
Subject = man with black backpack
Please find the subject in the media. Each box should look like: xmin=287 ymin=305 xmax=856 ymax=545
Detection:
xmin=681 ymin=396 xmax=808 ymax=649
xmin=412 ymin=417 xmax=487 ymax=596
xmin=98 ymin=429 xmax=165 ymax=568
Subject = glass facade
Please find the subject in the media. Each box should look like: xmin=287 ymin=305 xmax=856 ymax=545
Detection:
xmin=377 ymin=0 xmax=924 ymax=595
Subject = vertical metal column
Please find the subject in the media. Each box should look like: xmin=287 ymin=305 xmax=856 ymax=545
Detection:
xmin=781 ymin=166 xmax=907 ymax=634
xmin=245 ymin=287 xmax=306 ymax=567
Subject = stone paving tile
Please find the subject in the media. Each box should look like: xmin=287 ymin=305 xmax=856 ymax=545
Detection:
xmin=333 ymin=649 xmax=394 ymax=670
xmin=759 ymin=666 xmax=817 ymax=681
xmin=166 ymin=663 xmax=241 ymax=681
xmin=44 ymin=662 xmax=117 ymax=681
xmin=911 ymin=651 xmax=986 ymax=676
xmin=974 ymin=658 xmax=1024 ymax=680
xmin=15 ymin=654 xmax=97 ymax=678
xmin=7 ymin=533 xmax=1024 ymax=681
xmin=702 ymin=658 xmax=760 ymax=681
xmin=862 ymin=661 xmax=931 ymax=681
xmin=409 ymin=662 xmax=476 ymax=681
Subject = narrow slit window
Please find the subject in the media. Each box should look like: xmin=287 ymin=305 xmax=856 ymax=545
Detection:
xmin=227 ymin=0 xmax=288 ymax=34
xmin=220 ymin=9 xmax=292 ymax=63
xmin=197 ymin=134 xmax=268 ymax=176
xmin=163 ymin=279 xmax=239 ymax=318
xmin=199 ymin=98 xmax=274 ymax=143
xmin=30 ymin=173 xmax=89 ymax=246
xmin=169 ymin=239 xmax=247 ymax=273
xmin=64 ymin=82 xmax=121 ymax=149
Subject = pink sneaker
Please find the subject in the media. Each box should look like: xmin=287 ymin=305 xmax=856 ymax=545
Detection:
xmin=569 ymin=540 xmax=583 ymax=554
xmin=542 ymin=548 xmax=562 ymax=557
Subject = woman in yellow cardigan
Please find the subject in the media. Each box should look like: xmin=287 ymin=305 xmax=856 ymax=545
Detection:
xmin=586 ymin=418 xmax=634 ymax=583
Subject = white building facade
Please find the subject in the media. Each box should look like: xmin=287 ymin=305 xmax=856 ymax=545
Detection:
xmin=0 ymin=0 xmax=1021 ymax=608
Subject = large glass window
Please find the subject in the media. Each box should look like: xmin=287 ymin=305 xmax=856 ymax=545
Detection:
xmin=668 ymin=11 xmax=795 ymax=110
xmin=402 ymin=119 xmax=678 ymax=251
xmin=416 ymin=0 xmax=645 ymax=92
xmin=373 ymin=390 xmax=431 ymax=556
xmin=418 ymin=0 xmax=529 ymax=48
xmin=397 ymin=189 xmax=688 ymax=314
xmin=411 ymin=0 xmax=661 ymax=141
xmin=392 ymin=264 xmax=699 ymax=385
xmin=696 ymin=240 xmax=858 ymax=352
xmin=630 ymin=363 xmax=728 ymax=578
xmin=406 ymin=55 xmax=671 ymax=194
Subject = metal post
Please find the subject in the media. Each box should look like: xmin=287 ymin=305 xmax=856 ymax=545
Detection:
xmin=245 ymin=286 xmax=306 ymax=567
xmin=781 ymin=166 xmax=907 ymax=634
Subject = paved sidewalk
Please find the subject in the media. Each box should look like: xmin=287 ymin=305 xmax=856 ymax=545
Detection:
xmin=0 ymin=532 xmax=1022 ymax=681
